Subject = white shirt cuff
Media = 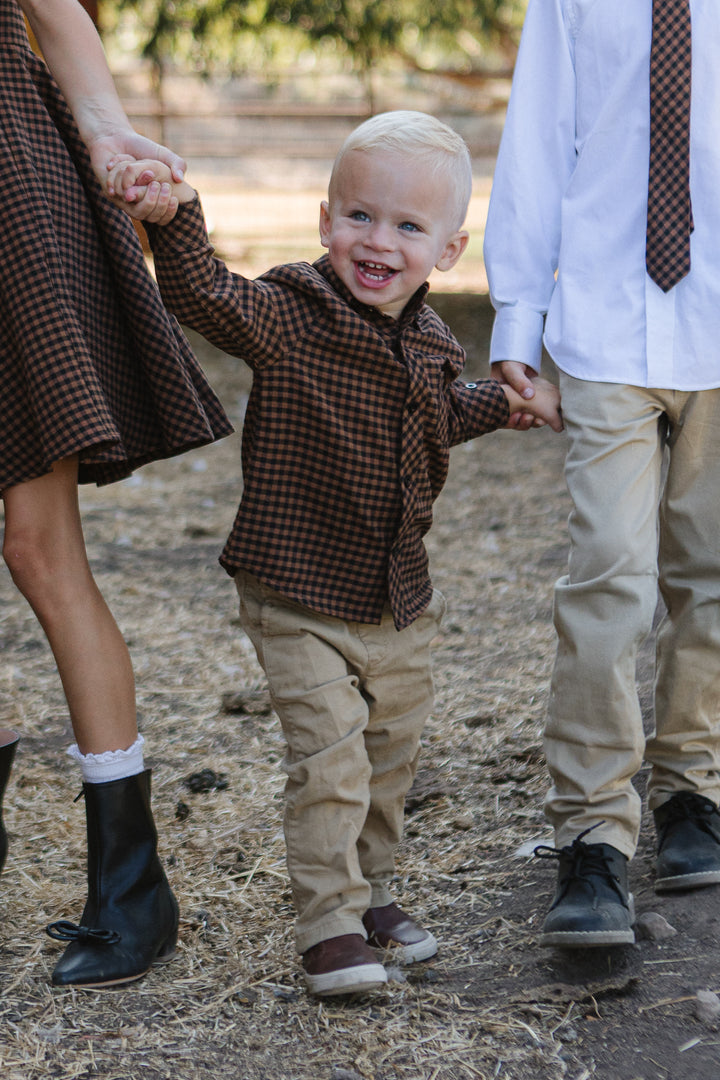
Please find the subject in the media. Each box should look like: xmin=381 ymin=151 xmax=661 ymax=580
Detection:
xmin=489 ymin=305 xmax=545 ymax=372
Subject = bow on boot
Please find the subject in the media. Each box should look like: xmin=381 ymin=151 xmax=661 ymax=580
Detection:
xmin=46 ymin=921 xmax=121 ymax=946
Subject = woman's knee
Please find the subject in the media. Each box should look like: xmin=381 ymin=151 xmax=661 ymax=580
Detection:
xmin=2 ymin=513 xmax=90 ymax=611
xmin=2 ymin=459 xmax=85 ymax=601
xmin=3 ymin=519 xmax=59 ymax=601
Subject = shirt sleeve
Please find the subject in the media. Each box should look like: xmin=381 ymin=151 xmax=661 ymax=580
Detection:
xmin=483 ymin=0 xmax=577 ymax=371
xmin=145 ymin=197 xmax=283 ymax=365
xmin=445 ymin=377 xmax=510 ymax=446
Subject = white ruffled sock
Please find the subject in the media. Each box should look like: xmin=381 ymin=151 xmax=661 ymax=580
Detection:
xmin=67 ymin=734 xmax=145 ymax=784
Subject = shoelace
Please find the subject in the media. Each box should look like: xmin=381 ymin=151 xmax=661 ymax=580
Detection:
xmin=534 ymin=824 xmax=625 ymax=904
xmin=657 ymin=792 xmax=720 ymax=847
xmin=45 ymin=920 xmax=121 ymax=945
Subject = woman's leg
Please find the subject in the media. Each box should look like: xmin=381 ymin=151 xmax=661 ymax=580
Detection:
xmin=2 ymin=456 xmax=177 ymax=986
xmin=2 ymin=456 xmax=136 ymax=754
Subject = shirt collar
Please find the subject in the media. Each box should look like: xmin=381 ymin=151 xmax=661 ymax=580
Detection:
xmin=314 ymin=254 xmax=429 ymax=332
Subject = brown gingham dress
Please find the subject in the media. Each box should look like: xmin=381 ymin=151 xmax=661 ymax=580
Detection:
xmin=0 ymin=1 xmax=232 ymax=490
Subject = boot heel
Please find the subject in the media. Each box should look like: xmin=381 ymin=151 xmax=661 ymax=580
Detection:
xmin=153 ymin=918 xmax=179 ymax=964
xmin=153 ymin=938 xmax=178 ymax=965
xmin=0 ymin=730 xmax=20 ymax=873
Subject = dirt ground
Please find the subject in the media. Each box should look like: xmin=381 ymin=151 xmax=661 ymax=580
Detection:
xmin=1 ymin=293 xmax=719 ymax=1080
xmin=1 ymin=61 xmax=719 ymax=1078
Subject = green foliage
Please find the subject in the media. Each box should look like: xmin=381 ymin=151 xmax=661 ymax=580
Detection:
xmin=108 ymin=0 xmax=524 ymax=78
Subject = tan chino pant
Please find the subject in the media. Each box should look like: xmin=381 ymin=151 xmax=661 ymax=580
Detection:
xmin=235 ymin=570 xmax=445 ymax=953
xmin=545 ymin=374 xmax=720 ymax=856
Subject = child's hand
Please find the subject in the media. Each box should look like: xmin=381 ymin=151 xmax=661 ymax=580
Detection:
xmin=106 ymin=157 xmax=173 ymax=200
xmin=491 ymin=360 xmax=543 ymax=430
xmin=105 ymin=158 xmax=194 ymax=226
xmin=88 ymin=131 xmax=186 ymax=194
xmin=501 ymin=376 xmax=563 ymax=433
xmin=122 ymin=179 xmax=180 ymax=225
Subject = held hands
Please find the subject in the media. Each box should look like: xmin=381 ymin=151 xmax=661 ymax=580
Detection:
xmin=104 ymin=158 xmax=195 ymax=226
xmin=493 ymin=362 xmax=563 ymax=433
xmin=89 ymin=128 xmax=186 ymax=195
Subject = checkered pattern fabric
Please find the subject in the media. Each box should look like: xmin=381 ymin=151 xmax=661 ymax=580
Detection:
xmin=147 ymin=199 xmax=510 ymax=630
xmin=0 ymin=1 xmax=232 ymax=490
xmin=646 ymin=0 xmax=694 ymax=292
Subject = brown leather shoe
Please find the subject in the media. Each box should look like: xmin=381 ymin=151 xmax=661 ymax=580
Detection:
xmin=362 ymin=903 xmax=438 ymax=963
xmin=302 ymin=933 xmax=387 ymax=996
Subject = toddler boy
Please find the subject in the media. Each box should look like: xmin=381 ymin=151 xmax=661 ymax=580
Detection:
xmin=113 ymin=111 xmax=561 ymax=994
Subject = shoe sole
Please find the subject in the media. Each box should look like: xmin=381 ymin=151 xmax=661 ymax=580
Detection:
xmin=371 ymin=931 xmax=438 ymax=964
xmin=539 ymin=927 xmax=636 ymax=947
xmin=540 ymin=895 xmax=635 ymax=948
xmin=304 ymin=961 xmax=387 ymax=997
xmin=655 ymin=869 xmax=720 ymax=893
xmin=51 ymin=947 xmax=177 ymax=990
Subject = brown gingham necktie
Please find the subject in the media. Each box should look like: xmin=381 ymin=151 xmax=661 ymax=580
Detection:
xmin=646 ymin=0 xmax=693 ymax=291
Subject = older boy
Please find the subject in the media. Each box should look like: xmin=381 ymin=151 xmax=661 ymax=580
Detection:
xmin=114 ymin=111 xmax=561 ymax=994
xmin=485 ymin=0 xmax=720 ymax=948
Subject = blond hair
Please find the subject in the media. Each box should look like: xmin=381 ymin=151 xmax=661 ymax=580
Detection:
xmin=329 ymin=111 xmax=473 ymax=230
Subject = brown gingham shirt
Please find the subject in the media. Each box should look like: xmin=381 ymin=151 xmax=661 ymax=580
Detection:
xmin=148 ymin=199 xmax=509 ymax=629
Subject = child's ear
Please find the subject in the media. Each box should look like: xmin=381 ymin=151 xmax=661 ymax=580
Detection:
xmin=319 ymin=201 xmax=331 ymax=248
xmin=435 ymin=230 xmax=469 ymax=272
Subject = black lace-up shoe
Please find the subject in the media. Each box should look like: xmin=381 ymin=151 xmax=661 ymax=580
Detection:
xmin=535 ymin=831 xmax=635 ymax=947
xmin=654 ymin=791 xmax=720 ymax=893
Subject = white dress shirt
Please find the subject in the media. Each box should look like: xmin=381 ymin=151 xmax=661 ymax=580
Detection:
xmin=484 ymin=0 xmax=720 ymax=390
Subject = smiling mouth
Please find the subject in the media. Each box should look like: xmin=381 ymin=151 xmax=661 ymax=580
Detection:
xmin=356 ymin=261 xmax=399 ymax=284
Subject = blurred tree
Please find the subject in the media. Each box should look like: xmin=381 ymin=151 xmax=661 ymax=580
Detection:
xmin=262 ymin=1 xmax=522 ymax=66
xmin=110 ymin=0 xmax=523 ymax=108
xmin=268 ymin=1 xmax=524 ymax=106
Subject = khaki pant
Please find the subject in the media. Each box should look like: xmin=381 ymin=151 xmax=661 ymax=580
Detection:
xmin=235 ymin=570 xmax=445 ymax=953
xmin=546 ymin=375 xmax=720 ymax=856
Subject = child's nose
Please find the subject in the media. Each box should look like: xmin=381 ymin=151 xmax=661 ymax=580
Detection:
xmin=366 ymin=222 xmax=394 ymax=250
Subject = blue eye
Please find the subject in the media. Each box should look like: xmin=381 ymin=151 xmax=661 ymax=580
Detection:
xmin=350 ymin=210 xmax=370 ymax=222
xmin=399 ymin=221 xmax=421 ymax=233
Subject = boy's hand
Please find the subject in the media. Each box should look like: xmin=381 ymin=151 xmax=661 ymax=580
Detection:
xmin=491 ymin=360 xmax=537 ymax=397
xmin=492 ymin=360 xmax=540 ymax=430
xmin=501 ymin=376 xmax=563 ymax=433
xmin=122 ymin=179 xmax=179 ymax=225
xmin=106 ymin=157 xmax=173 ymax=199
xmin=105 ymin=158 xmax=195 ymax=226
xmin=88 ymin=132 xmax=186 ymax=210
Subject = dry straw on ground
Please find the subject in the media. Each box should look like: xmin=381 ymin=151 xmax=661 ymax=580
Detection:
xmin=3 ymin=304 xmax=720 ymax=1079
xmin=0 ymin=314 xmax=578 ymax=1079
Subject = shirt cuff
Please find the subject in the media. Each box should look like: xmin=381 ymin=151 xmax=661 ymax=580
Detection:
xmin=146 ymin=196 xmax=208 ymax=254
xmin=489 ymin=304 xmax=545 ymax=373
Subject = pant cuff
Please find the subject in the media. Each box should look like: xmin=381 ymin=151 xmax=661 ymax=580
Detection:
xmin=295 ymin=913 xmax=367 ymax=956
xmin=368 ymin=883 xmax=394 ymax=908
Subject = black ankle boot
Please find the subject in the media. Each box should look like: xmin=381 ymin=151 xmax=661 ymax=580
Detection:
xmin=654 ymin=791 xmax=720 ymax=892
xmin=47 ymin=769 xmax=179 ymax=988
xmin=535 ymin=832 xmax=635 ymax=947
xmin=0 ymin=730 xmax=20 ymax=872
